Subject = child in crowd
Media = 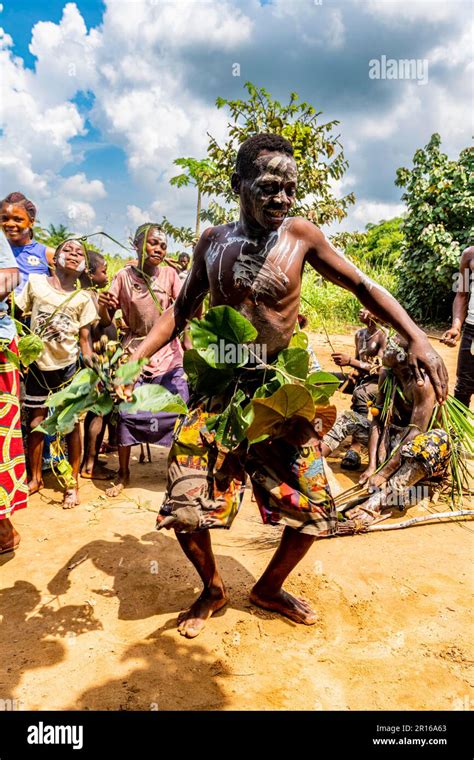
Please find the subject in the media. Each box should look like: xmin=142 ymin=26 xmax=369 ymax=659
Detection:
xmin=98 ymin=224 xmax=189 ymax=497
xmin=0 ymin=192 xmax=55 ymax=294
xmin=79 ymin=251 xmax=118 ymax=479
xmin=16 ymin=239 xmax=98 ymax=508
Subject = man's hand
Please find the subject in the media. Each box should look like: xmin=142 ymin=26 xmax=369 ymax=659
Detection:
xmin=407 ymin=335 xmax=448 ymax=403
xmin=98 ymin=291 xmax=119 ymax=311
xmin=115 ymin=383 xmax=134 ymax=402
xmin=441 ymin=326 xmax=461 ymax=347
xmin=368 ymin=472 xmax=388 ymax=490
xmin=359 ymin=467 xmax=376 ymax=486
xmin=331 ymin=352 xmax=351 ymax=367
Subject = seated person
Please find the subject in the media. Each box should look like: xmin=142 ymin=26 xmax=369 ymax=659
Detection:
xmin=321 ymin=308 xmax=386 ymax=469
xmin=346 ymin=336 xmax=450 ymax=523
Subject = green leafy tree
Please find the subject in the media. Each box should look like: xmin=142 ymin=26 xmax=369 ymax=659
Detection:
xmin=202 ymin=82 xmax=355 ymax=226
xmin=169 ymin=157 xmax=217 ymax=239
xmin=160 ymin=217 xmax=196 ymax=249
xmin=395 ymin=134 xmax=474 ymax=322
xmin=344 ymin=217 xmax=405 ymax=269
xmin=34 ymin=223 xmax=72 ymax=247
xmin=169 ymin=82 xmax=355 ymax=242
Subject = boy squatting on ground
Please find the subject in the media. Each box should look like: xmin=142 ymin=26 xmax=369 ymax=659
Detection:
xmin=16 ymin=240 xmax=98 ymax=508
xmin=345 ymin=336 xmax=450 ymax=524
xmin=322 ymin=308 xmax=387 ymax=469
xmin=116 ymin=133 xmax=448 ymax=639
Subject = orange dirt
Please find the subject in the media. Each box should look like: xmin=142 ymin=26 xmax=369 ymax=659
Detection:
xmin=1 ymin=332 xmax=472 ymax=711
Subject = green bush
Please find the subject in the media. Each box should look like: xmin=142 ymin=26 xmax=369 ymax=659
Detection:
xmin=395 ymin=134 xmax=473 ymax=322
xmin=300 ymin=264 xmax=398 ymax=331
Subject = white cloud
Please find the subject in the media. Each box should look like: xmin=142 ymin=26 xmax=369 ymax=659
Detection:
xmin=126 ymin=204 xmax=149 ymax=227
xmin=358 ymin=88 xmax=422 ymax=140
xmin=358 ymin=0 xmax=464 ymax=23
xmin=326 ymin=9 xmax=345 ymax=50
xmin=0 ymin=0 xmax=471 ymax=245
xmin=60 ymin=173 xmax=106 ymax=200
xmin=351 ymin=200 xmax=405 ymax=225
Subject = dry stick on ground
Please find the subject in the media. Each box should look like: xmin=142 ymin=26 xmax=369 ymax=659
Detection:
xmin=367 ymin=510 xmax=474 ymax=532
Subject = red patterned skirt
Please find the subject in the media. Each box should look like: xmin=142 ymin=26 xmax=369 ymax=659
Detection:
xmin=0 ymin=339 xmax=27 ymax=519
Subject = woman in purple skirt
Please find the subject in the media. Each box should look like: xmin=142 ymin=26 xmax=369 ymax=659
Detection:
xmin=99 ymin=224 xmax=189 ymax=497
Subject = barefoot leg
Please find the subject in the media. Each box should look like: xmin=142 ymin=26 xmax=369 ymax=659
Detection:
xmin=27 ymin=407 xmax=47 ymax=494
xmin=0 ymin=518 xmax=20 ymax=553
xmin=62 ymin=423 xmax=82 ymax=509
xmin=250 ymin=526 xmax=318 ymax=625
xmin=66 ymin=422 xmax=82 ymax=483
xmin=105 ymin=446 xmax=131 ymax=497
xmin=174 ymin=529 xmax=227 ymax=638
xmin=81 ymin=412 xmax=106 ymax=477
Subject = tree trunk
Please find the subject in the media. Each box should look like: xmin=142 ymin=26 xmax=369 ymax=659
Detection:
xmin=195 ymin=187 xmax=201 ymax=239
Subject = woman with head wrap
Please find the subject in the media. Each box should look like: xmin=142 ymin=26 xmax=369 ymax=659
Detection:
xmin=98 ymin=224 xmax=189 ymax=497
xmin=0 ymin=192 xmax=55 ymax=295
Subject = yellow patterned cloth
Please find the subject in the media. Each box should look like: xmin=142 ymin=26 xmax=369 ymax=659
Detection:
xmin=157 ymin=404 xmax=337 ymax=537
xmin=400 ymin=429 xmax=450 ymax=477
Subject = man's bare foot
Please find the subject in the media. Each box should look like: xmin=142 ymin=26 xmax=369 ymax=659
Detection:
xmin=63 ymin=487 xmax=80 ymax=509
xmin=250 ymin=586 xmax=318 ymax=625
xmin=0 ymin=518 xmax=20 ymax=554
xmin=346 ymin=501 xmax=383 ymax=523
xmin=105 ymin=474 xmax=129 ymax=498
xmin=177 ymin=587 xmax=228 ymax=638
xmin=28 ymin=479 xmax=44 ymax=495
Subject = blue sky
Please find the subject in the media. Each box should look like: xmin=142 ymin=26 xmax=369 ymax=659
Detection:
xmin=0 ymin=0 xmax=472 ymax=253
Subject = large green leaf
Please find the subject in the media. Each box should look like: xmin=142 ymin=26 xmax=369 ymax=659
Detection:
xmin=190 ymin=306 xmax=258 ymax=350
xmin=289 ymin=331 xmax=309 ymax=350
xmin=4 ymin=347 xmax=20 ymax=369
xmin=247 ymin=384 xmax=315 ymax=443
xmin=119 ymin=384 xmax=188 ymax=415
xmin=113 ymin=359 xmax=147 ymax=386
xmin=18 ymin=334 xmax=44 ymax=367
xmin=205 ymin=389 xmax=249 ymax=450
xmin=45 ymin=368 xmax=98 ymax=408
xmin=183 ymin=349 xmax=235 ymax=395
xmin=253 ymin=377 xmax=282 ymax=399
xmin=275 ymin=347 xmax=309 ymax=381
xmin=89 ymin=394 xmax=114 ymax=417
xmin=39 ymin=391 xmax=100 ymax=436
xmin=305 ymin=370 xmax=340 ymax=403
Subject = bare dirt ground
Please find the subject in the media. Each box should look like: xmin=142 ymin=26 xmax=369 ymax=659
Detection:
xmin=1 ymin=332 xmax=473 ymax=711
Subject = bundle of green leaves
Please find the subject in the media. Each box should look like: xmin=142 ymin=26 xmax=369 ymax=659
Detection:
xmin=37 ymin=341 xmax=188 ymax=437
xmin=184 ymin=305 xmax=339 ymax=451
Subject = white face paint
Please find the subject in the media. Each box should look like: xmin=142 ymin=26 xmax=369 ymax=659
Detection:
xmin=57 ymin=249 xmax=86 ymax=272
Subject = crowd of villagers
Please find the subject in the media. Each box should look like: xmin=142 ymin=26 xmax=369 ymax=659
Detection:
xmin=0 ymin=188 xmax=471 ymax=563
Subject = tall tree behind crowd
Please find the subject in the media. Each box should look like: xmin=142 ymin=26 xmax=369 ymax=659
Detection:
xmin=168 ymin=82 xmax=356 ymax=246
xmin=395 ymin=133 xmax=474 ymax=322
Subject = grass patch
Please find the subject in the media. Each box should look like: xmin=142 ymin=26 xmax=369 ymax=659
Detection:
xmin=300 ymin=264 xmax=398 ymax=332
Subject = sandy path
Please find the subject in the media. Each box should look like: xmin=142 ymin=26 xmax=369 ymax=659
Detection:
xmin=1 ymin=332 xmax=472 ymax=711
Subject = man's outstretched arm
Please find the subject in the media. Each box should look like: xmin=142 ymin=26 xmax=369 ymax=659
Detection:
xmin=302 ymin=221 xmax=449 ymax=402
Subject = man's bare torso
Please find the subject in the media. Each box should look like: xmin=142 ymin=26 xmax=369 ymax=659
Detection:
xmin=356 ymin=327 xmax=385 ymax=363
xmin=200 ymin=218 xmax=308 ymax=357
